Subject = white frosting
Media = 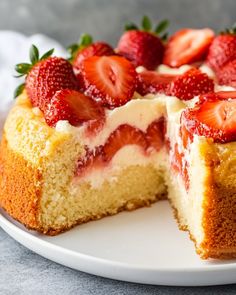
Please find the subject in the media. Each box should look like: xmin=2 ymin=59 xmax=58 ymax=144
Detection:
xmin=157 ymin=64 xmax=192 ymax=75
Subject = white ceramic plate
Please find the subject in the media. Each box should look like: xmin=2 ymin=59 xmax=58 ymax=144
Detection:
xmin=1 ymin=201 xmax=236 ymax=286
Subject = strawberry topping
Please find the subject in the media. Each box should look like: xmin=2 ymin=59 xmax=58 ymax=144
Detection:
xmin=81 ymin=55 xmax=137 ymax=108
xmin=44 ymin=89 xmax=104 ymax=127
xmin=117 ymin=17 xmax=168 ymax=70
xmin=163 ymin=28 xmax=214 ymax=67
xmin=181 ymin=98 xmax=236 ymax=143
xmin=206 ymin=33 xmax=236 ymax=72
xmin=137 ymin=70 xmax=175 ymax=96
xmin=168 ymin=68 xmax=214 ymax=100
xmin=217 ymin=59 xmax=236 ymax=88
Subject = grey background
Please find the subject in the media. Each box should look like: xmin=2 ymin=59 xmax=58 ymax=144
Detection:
xmin=0 ymin=0 xmax=236 ymax=294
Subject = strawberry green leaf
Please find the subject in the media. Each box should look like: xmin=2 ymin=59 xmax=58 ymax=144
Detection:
xmin=125 ymin=22 xmax=139 ymax=31
xmin=160 ymin=32 xmax=169 ymax=42
xmin=142 ymin=15 xmax=152 ymax=31
xmin=79 ymin=34 xmax=93 ymax=47
xmin=40 ymin=48 xmax=54 ymax=61
xmin=15 ymin=63 xmax=32 ymax=74
xmin=30 ymin=44 xmax=39 ymax=64
xmin=14 ymin=83 xmax=25 ymax=99
xmin=155 ymin=19 xmax=169 ymax=35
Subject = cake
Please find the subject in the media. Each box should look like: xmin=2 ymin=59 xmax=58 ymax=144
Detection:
xmin=0 ymin=17 xmax=236 ymax=259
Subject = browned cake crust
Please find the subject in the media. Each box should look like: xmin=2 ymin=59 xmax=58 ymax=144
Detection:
xmin=0 ymin=134 xmax=165 ymax=236
xmin=0 ymin=135 xmax=42 ymax=230
xmin=199 ymin=151 xmax=236 ymax=259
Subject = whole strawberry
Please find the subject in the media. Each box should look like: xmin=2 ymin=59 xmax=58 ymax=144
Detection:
xmin=117 ymin=16 xmax=168 ymax=70
xmin=68 ymin=34 xmax=114 ymax=69
xmin=217 ymin=59 xmax=236 ymax=87
xmin=206 ymin=25 xmax=236 ymax=72
xmin=15 ymin=45 xmax=78 ymax=112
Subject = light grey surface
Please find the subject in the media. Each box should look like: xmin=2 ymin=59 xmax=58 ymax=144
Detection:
xmin=0 ymin=0 xmax=236 ymax=294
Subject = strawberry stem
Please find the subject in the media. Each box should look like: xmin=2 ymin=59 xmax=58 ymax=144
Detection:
xmin=125 ymin=22 xmax=139 ymax=31
xmin=142 ymin=15 xmax=152 ymax=31
xmin=30 ymin=44 xmax=39 ymax=64
xmin=155 ymin=19 xmax=169 ymax=35
xmin=14 ymin=83 xmax=25 ymax=99
xmin=67 ymin=33 xmax=93 ymax=61
xmin=124 ymin=16 xmax=169 ymax=38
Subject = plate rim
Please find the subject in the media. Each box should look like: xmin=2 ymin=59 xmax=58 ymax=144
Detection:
xmin=1 ymin=208 xmax=236 ymax=278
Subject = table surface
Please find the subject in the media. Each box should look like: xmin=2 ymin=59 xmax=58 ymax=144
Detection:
xmin=1 ymin=0 xmax=236 ymax=294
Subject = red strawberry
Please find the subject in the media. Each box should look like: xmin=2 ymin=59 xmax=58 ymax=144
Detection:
xmin=199 ymin=91 xmax=236 ymax=103
xmin=168 ymin=68 xmax=214 ymax=100
xmin=181 ymin=98 xmax=236 ymax=143
xmin=73 ymin=42 xmax=114 ymax=69
xmin=15 ymin=45 xmax=78 ymax=112
xmin=117 ymin=17 xmax=168 ymax=70
xmin=103 ymin=124 xmax=147 ymax=161
xmin=206 ymin=34 xmax=236 ymax=72
xmin=137 ymin=70 xmax=175 ymax=95
xmin=117 ymin=31 xmax=164 ymax=70
xmin=81 ymin=55 xmax=137 ymax=108
xmin=163 ymin=28 xmax=214 ymax=67
xmin=217 ymin=59 xmax=236 ymax=87
xmin=44 ymin=89 xmax=104 ymax=127
xmin=76 ymin=146 xmax=105 ymax=176
xmin=146 ymin=118 xmax=165 ymax=151
xmin=68 ymin=34 xmax=114 ymax=69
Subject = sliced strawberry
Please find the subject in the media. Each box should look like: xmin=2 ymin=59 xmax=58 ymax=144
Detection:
xmin=181 ymin=98 xmax=236 ymax=143
xmin=103 ymin=124 xmax=147 ymax=161
xmin=163 ymin=28 xmax=214 ymax=67
xmin=171 ymin=143 xmax=189 ymax=190
xmin=73 ymin=42 xmax=115 ymax=69
xmin=44 ymin=89 xmax=104 ymax=127
xmin=217 ymin=59 xmax=236 ymax=88
xmin=199 ymin=91 xmax=236 ymax=103
xmin=168 ymin=68 xmax=214 ymax=100
xmin=137 ymin=70 xmax=175 ymax=95
xmin=206 ymin=34 xmax=236 ymax=72
xmin=146 ymin=118 xmax=165 ymax=151
xmin=81 ymin=56 xmax=137 ymax=108
xmin=76 ymin=146 xmax=105 ymax=176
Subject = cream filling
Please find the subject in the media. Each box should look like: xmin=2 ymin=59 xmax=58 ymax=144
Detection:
xmin=72 ymin=145 xmax=167 ymax=189
xmin=56 ymin=97 xmax=167 ymax=149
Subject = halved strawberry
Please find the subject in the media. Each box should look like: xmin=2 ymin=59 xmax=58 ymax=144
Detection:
xmin=168 ymin=68 xmax=214 ymax=100
xmin=117 ymin=16 xmax=168 ymax=70
xmin=146 ymin=118 xmax=165 ymax=151
xmin=68 ymin=34 xmax=114 ymax=69
xmin=217 ymin=59 xmax=236 ymax=88
xmin=76 ymin=146 xmax=105 ymax=176
xmin=206 ymin=29 xmax=236 ymax=72
xmin=181 ymin=98 xmax=236 ymax=143
xmin=44 ymin=89 xmax=104 ymax=127
xmin=137 ymin=70 xmax=175 ymax=95
xmin=15 ymin=45 xmax=78 ymax=112
xmin=103 ymin=124 xmax=147 ymax=161
xmin=81 ymin=55 xmax=137 ymax=108
xmin=163 ymin=28 xmax=214 ymax=67
xmin=199 ymin=91 xmax=236 ymax=103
